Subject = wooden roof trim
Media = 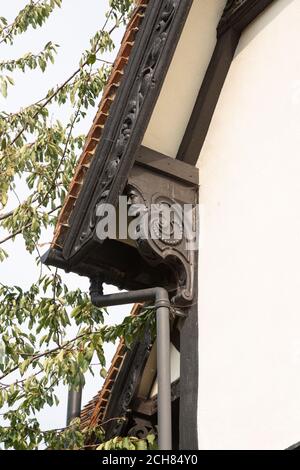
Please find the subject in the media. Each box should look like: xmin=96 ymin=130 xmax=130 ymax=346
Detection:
xmin=52 ymin=1 xmax=149 ymax=250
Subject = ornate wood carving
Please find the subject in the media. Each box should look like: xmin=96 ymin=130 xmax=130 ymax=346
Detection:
xmin=127 ymin=417 xmax=157 ymax=440
xmin=77 ymin=0 xmax=178 ymax=246
xmin=126 ymin=185 xmax=196 ymax=305
xmin=63 ymin=0 xmax=193 ymax=260
xmin=104 ymin=331 xmax=153 ymax=439
xmin=123 ymin=151 xmax=198 ymax=305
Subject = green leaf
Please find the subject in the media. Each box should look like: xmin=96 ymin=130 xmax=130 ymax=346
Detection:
xmin=87 ymin=53 xmax=96 ymax=65
xmin=1 ymin=191 xmax=8 ymax=206
xmin=146 ymin=433 xmax=156 ymax=446
xmin=19 ymin=358 xmax=31 ymax=376
xmin=136 ymin=439 xmax=147 ymax=450
xmin=1 ymin=79 xmax=7 ymax=97
xmin=6 ymin=75 xmax=14 ymax=85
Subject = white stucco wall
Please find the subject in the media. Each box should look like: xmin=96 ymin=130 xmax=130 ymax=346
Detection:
xmin=150 ymin=344 xmax=180 ymax=398
xmin=197 ymin=0 xmax=300 ymax=450
xmin=142 ymin=0 xmax=227 ymax=158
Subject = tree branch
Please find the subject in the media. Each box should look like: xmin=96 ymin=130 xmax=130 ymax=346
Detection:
xmin=0 ymin=14 xmax=119 ymax=162
xmin=0 ymin=205 xmax=61 ymax=245
xmin=0 ymin=330 xmax=102 ymax=381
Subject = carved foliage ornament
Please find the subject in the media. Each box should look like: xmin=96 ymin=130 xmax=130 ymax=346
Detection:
xmin=78 ymin=0 xmax=178 ymax=249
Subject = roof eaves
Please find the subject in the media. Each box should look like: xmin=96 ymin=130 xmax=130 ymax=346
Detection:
xmin=52 ymin=1 xmax=149 ymax=250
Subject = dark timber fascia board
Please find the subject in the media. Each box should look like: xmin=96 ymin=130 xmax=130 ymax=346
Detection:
xmin=177 ymin=0 xmax=275 ymax=165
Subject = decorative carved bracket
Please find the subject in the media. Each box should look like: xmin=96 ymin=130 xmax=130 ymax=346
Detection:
xmin=125 ymin=188 xmax=196 ymax=305
xmin=126 ymin=149 xmax=198 ymax=306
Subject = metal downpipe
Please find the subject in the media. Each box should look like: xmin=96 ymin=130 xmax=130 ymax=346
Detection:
xmin=66 ymin=388 xmax=82 ymax=426
xmin=90 ymin=284 xmax=172 ymax=450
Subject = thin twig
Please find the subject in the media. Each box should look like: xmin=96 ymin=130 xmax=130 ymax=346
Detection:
xmin=0 ymin=0 xmax=42 ymax=46
xmin=0 ymin=330 xmax=102 ymax=381
xmin=0 ymin=205 xmax=61 ymax=245
xmin=0 ymin=13 xmax=119 ymax=162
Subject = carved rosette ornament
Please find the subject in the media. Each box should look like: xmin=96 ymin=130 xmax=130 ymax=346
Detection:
xmin=126 ymin=181 xmax=197 ymax=306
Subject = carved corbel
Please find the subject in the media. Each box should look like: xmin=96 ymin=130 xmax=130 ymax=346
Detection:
xmin=126 ymin=153 xmax=198 ymax=306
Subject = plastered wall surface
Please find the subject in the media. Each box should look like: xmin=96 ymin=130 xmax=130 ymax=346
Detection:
xmin=197 ymin=0 xmax=300 ymax=450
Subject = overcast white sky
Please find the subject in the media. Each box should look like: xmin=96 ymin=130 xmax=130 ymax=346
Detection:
xmin=0 ymin=0 xmax=132 ymax=431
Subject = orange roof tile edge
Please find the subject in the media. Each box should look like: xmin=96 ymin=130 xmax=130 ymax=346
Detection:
xmin=52 ymin=0 xmax=149 ymax=250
